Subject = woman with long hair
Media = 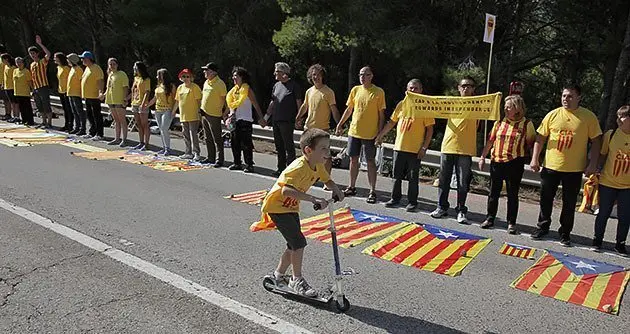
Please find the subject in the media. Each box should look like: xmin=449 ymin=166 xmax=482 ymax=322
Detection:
xmin=12 ymin=57 xmax=34 ymax=125
xmin=54 ymin=52 xmax=73 ymax=131
xmin=130 ymin=61 xmax=151 ymax=150
xmin=225 ymin=66 xmax=267 ymax=173
xmin=146 ymin=68 xmax=176 ymax=155
xmin=103 ymin=58 xmax=130 ymax=146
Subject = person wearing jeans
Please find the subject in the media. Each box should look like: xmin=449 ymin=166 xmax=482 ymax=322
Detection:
xmin=54 ymin=53 xmax=72 ymax=132
xmin=28 ymin=35 xmax=52 ymax=128
xmin=172 ymin=68 xmax=202 ymax=161
xmin=530 ymin=83 xmax=602 ymax=246
xmin=200 ymin=62 xmax=228 ymax=167
xmin=66 ymin=53 xmax=85 ymax=134
xmin=79 ymin=51 xmax=105 ymax=140
xmin=147 ymin=68 xmax=176 ymax=155
xmin=593 ymin=105 xmax=630 ymax=255
xmin=478 ymin=95 xmax=536 ymax=234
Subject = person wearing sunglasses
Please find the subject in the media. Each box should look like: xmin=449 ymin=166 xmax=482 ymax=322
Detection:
xmin=172 ymin=68 xmax=203 ymax=161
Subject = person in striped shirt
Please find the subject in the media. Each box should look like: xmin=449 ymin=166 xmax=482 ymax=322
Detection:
xmin=478 ymin=95 xmax=536 ymax=234
xmin=28 ymin=35 xmax=52 ymax=129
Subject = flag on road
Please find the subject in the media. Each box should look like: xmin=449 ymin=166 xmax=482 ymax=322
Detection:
xmin=511 ymin=250 xmax=630 ymax=315
xmin=483 ymin=13 xmax=496 ymax=43
xmin=362 ymin=224 xmax=491 ymax=277
xmin=226 ymin=190 xmax=269 ymax=206
xmin=499 ymin=242 xmax=536 ymax=259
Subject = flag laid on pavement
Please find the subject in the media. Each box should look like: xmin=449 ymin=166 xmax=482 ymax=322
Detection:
xmin=147 ymin=160 xmax=212 ymax=172
xmin=71 ymin=150 xmax=129 ymax=160
xmin=226 ymin=190 xmax=269 ymax=206
xmin=499 ymin=242 xmax=536 ymax=259
xmin=362 ymin=223 xmax=491 ymax=276
xmin=511 ymin=250 xmax=630 ymax=315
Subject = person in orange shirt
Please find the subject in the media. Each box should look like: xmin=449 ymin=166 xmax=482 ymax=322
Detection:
xmin=54 ymin=52 xmax=73 ymax=132
xmin=28 ymin=35 xmax=52 ymax=128
xmin=593 ymin=105 xmax=630 ymax=255
xmin=478 ymin=95 xmax=536 ymax=234
xmin=530 ymin=83 xmax=602 ymax=246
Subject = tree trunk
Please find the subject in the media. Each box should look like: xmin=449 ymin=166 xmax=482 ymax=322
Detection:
xmin=607 ymin=7 xmax=630 ymax=130
xmin=347 ymin=46 xmax=358 ymax=93
xmin=598 ymin=56 xmax=618 ymax=128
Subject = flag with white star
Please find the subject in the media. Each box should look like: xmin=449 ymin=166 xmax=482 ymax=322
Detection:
xmin=511 ymin=250 xmax=630 ymax=315
xmin=361 ymin=223 xmax=491 ymax=277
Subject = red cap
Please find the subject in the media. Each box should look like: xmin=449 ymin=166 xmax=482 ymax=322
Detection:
xmin=178 ymin=68 xmax=193 ymax=79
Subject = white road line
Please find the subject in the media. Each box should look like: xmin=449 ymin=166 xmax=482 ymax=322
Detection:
xmin=0 ymin=198 xmax=314 ymax=334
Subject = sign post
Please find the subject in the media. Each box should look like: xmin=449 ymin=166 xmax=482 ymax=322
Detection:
xmin=483 ymin=13 xmax=496 ymax=144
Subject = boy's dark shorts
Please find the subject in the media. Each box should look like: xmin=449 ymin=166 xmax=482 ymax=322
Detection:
xmin=269 ymin=212 xmax=307 ymax=250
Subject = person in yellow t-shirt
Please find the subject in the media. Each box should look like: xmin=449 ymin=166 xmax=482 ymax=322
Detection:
xmin=375 ymin=79 xmax=434 ymax=212
xmin=200 ymin=62 xmax=227 ymax=166
xmin=529 ymin=83 xmax=602 ymax=245
xmin=295 ymin=64 xmax=341 ymax=175
xmin=335 ymin=66 xmax=386 ymax=204
xmin=1 ymin=53 xmax=18 ymax=121
xmin=146 ymin=68 xmax=176 ymax=155
xmin=261 ymin=128 xmax=344 ymax=296
xmin=13 ymin=57 xmax=34 ymax=125
xmin=129 ymin=61 xmax=152 ymax=150
xmin=593 ymin=105 xmax=630 ymax=255
xmin=54 ymin=53 xmax=73 ymax=132
xmin=80 ymin=51 xmax=105 ymax=140
xmin=66 ymin=53 xmax=85 ymax=135
xmin=0 ymin=49 xmax=11 ymax=120
xmin=173 ymin=68 xmax=203 ymax=161
xmin=431 ymin=76 xmax=479 ymax=223
xmin=478 ymin=95 xmax=536 ymax=234
xmin=103 ymin=58 xmax=130 ymax=147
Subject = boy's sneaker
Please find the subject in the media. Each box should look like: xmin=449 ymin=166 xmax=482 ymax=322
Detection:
xmin=430 ymin=208 xmax=448 ymax=219
xmin=384 ymin=199 xmax=400 ymax=208
xmin=457 ymin=212 xmax=468 ymax=224
xmin=288 ymin=277 xmax=317 ymax=298
xmin=592 ymin=239 xmax=603 ymax=252
xmin=614 ymin=242 xmax=628 ymax=256
xmin=530 ymin=228 xmax=549 ymax=240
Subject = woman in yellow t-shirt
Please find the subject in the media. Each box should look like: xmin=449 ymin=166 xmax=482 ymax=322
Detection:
xmin=172 ymin=68 xmax=202 ymax=161
xmin=66 ymin=53 xmax=86 ymax=135
xmin=1 ymin=53 xmax=19 ymax=122
xmin=130 ymin=61 xmax=152 ymax=151
xmin=146 ymin=68 xmax=176 ymax=155
xmin=54 ymin=53 xmax=73 ymax=132
xmin=593 ymin=105 xmax=630 ymax=255
xmin=12 ymin=57 xmax=34 ymax=125
xmin=104 ymin=58 xmax=130 ymax=147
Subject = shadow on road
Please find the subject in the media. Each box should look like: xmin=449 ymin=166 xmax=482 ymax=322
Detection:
xmin=346 ymin=304 xmax=465 ymax=334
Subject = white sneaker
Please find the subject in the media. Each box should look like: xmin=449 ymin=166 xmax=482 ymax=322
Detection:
xmin=81 ymin=134 xmax=92 ymax=139
xmin=457 ymin=212 xmax=468 ymax=224
xmin=179 ymin=153 xmax=194 ymax=159
xmin=192 ymin=154 xmax=202 ymax=162
xmin=288 ymin=277 xmax=317 ymax=298
xmin=430 ymin=208 xmax=448 ymax=218
xmin=91 ymin=135 xmax=102 ymax=141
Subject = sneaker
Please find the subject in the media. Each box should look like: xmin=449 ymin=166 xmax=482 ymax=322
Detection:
xmin=384 ymin=199 xmax=400 ymax=208
xmin=480 ymin=219 xmax=494 ymax=229
xmin=91 ymin=135 xmax=103 ymax=141
xmin=592 ymin=239 xmax=603 ymax=252
xmin=199 ymin=158 xmax=214 ymax=164
xmin=81 ymin=134 xmax=93 ymax=139
xmin=507 ymin=223 xmax=517 ymax=235
xmin=137 ymin=144 xmax=146 ymax=151
xmin=192 ymin=154 xmax=202 ymax=162
xmin=560 ymin=237 xmax=571 ymax=247
xmin=107 ymin=139 xmax=120 ymax=145
xmin=288 ymin=277 xmax=317 ymax=298
xmin=76 ymin=131 xmax=87 ymax=136
xmin=228 ymin=163 xmax=243 ymax=170
xmin=132 ymin=143 xmax=144 ymax=150
xmin=614 ymin=242 xmax=628 ymax=256
xmin=213 ymin=161 xmax=223 ymax=168
xmin=530 ymin=228 xmax=549 ymax=240
xmin=156 ymin=149 xmax=166 ymax=155
xmin=457 ymin=212 xmax=469 ymax=224
xmin=271 ymin=170 xmax=282 ymax=177
xmin=68 ymin=128 xmax=78 ymax=134
xmin=119 ymin=140 xmax=128 ymax=148
xmin=430 ymin=208 xmax=448 ymax=219
xmin=243 ymin=164 xmax=255 ymax=173
xmin=179 ymin=153 xmax=194 ymax=160
xmin=162 ymin=148 xmax=171 ymax=156
xmin=405 ymin=203 xmax=417 ymax=212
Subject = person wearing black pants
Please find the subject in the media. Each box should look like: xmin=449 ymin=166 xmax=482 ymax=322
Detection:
xmin=59 ymin=93 xmax=73 ymax=130
xmin=85 ymin=98 xmax=103 ymax=137
xmin=15 ymin=96 xmax=34 ymax=125
xmin=486 ymin=159 xmax=526 ymax=226
xmin=231 ymin=120 xmax=254 ymax=168
xmin=69 ymin=96 xmax=86 ymax=134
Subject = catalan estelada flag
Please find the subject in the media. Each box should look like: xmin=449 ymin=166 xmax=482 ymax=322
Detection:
xmin=511 ymin=250 xmax=630 ymax=315
xmin=362 ymin=224 xmax=491 ymax=277
xmin=499 ymin=242 xmax=536 ymax=259
xmin=225 ymin=190 xmax=269 ymax=206
xmin=299 ymin=207 xmax=407 ymax=248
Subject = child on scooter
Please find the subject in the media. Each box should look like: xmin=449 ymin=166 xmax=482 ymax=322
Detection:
xmin=261 ymin=128 xmax=344 ymax=297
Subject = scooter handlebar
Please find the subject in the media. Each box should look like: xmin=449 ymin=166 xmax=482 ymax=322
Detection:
xmin=313 ymin=195 xmax=341 ymax=211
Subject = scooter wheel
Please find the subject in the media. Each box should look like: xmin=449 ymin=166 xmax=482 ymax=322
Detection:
xmin=333 ymin=296 xmax=350 ymax=313
xmin=262 ymin=277 xmax=275 ymax=292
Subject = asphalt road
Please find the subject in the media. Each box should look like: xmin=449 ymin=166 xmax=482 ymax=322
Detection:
xmin=1 ymin=113 xmax=629 ymax=333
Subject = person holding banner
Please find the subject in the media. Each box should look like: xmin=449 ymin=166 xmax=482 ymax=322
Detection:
xmin=478 ymin=95 xmax=536 ymax=234
xmin=376 ymin=79 xmax=434 ymax=212
xmin=335 ymin=66 xmax=386 ymax=204
xmin=529 ymin=84 xmax=602 ymax=246
xmin=430 ymin=77 xmax=478 ymax=223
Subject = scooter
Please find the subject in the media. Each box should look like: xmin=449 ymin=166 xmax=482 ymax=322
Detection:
xmin=263 ymin=196 xmax=353 ymax=312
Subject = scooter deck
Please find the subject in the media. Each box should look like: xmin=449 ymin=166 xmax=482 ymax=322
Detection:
xmin=263 ymin=278 xmax=333 ymax=304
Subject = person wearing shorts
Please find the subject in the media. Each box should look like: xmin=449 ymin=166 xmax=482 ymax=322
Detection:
xmin=130 ymin=61 xmax=152 ymax=150
xmin=104 ymin=57 xmax=130 ymax=147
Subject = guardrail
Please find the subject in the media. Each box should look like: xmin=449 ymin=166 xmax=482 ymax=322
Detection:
xmin=45 ymin=95 xmax=545 ymax=187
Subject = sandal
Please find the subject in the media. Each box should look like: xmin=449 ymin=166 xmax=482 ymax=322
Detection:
xmin=343 ymin=187 xmax=357 ymax=196
xmin=366 ymin=192 xmax=377 ymax=204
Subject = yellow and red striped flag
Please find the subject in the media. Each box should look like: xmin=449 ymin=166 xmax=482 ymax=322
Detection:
xmin=362 ymin=224 xmax=491 ymax=277
xmin=511 ymin=250 xmax=630 ymax=315
xmin=225 ymin=190 xmax=268 ymax=206
xmin=499 ymin=242 xmax=536 ymax=259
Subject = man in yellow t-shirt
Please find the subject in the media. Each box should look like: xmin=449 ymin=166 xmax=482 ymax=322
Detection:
xmin=295 ymin=64 xmax=341 ymax=175
xmin=335 ymin=66 xmax=386 ymax=204
xmin=529 ymin=83 xmax=602 ymax=246
xmin=375 ymin=79 xmax=434 ymax=212
xmin=593 ymin=105 xmax=630 ymax=255
xmin=200 ymin=62 xmax=228 ymax=167
xmin=260 ymin=128 xmax=344 ymax=296
xmin=80 ymin=51 xmax=105 ymax=140
xmin=431 ymin=76 xmax=478 ymax=223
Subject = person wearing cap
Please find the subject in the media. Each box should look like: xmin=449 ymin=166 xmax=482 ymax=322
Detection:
xmin=104 ymin=58 xmax=130 ymax=147
xmin=13 ymin=57 xmax=34 ymax=125
xmin=266 ymin=62 xmax=303 ymax=177
xmin=28 ymin=35 xmax=53 ymax=128
xmin=130 ymin=61 xmax=152 ymax=151
xmin=200 ymin=62 xmax=228 ymax=166
xmin=172 ymin=68 xmax=203 ymax=161
xmin=54 ymin=52 xmax=73 ymax=132
xmin=66 ymin=53 xmax=85 ymax=135
xmin=79 ymin=51 xmax=105 ymax=140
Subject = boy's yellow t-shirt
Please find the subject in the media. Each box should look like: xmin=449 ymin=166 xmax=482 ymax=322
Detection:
xmin=346 ymin=85 xmax=386 ymax=139
xmin=599 ymin=129 xmax=630 ymax=189
xmin=390 ymin=101 xmax=435 ymax=153
xmin=261 ymin=156 xmax=330 ymax=214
